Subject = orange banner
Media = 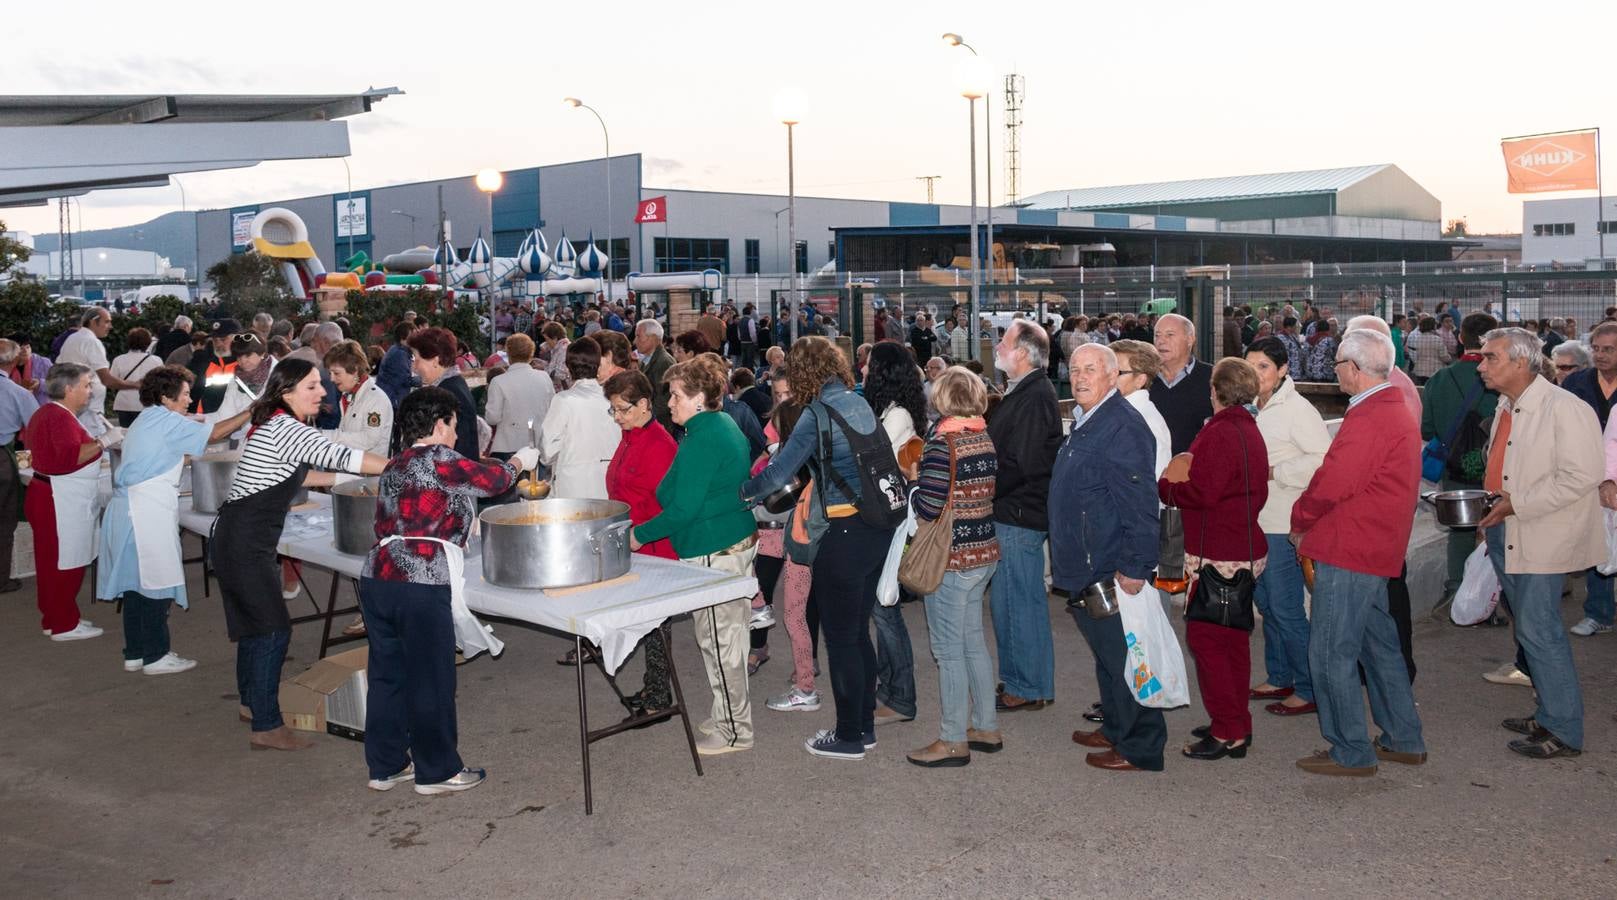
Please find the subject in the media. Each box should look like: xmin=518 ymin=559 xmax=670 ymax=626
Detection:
xmin=1502 ymin=131 xmax=1599 ymax=194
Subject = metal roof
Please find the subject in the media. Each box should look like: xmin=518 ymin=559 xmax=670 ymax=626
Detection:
xmin=1020 ymin=165 xmax=1392 ymax=211
xmin=0 ymin=88 xmax=401 ymax=127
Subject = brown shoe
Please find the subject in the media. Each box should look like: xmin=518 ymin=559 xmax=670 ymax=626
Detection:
xmin=1084 ymin=749 xmax=1141 ymax=771
xmin=1374 ymin=745 xmax=1428 ymax=766
xmin=966 ymin=728 xmax=1003 ymax=753
xmin=906 ymin=740 xmax=970 ymax=768
xmin=1295 ymin=750 xmax=1376 ymax=777
xmin=249 ymin=725 xmax=315 ymax=752
xmin=239 ymin=705 xmax=252 ymax=723
xmin=873 ymin=703 xmax=914 ymax=726
xmin=996 ymin=691 xmax=1052 ymax=712
xmin=1072 ymin=728 xmax=1114 ymax=749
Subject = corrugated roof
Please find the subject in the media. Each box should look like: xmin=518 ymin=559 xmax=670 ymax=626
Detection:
xmin=1020 ymin=164 xmax=1392 ymax=211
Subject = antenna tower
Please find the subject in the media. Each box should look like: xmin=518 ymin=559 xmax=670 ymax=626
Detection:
xmin=916 ymin=175 xmax=942 ymax=204
xmin=1004 ymin=73 xmax=1025 ymax=205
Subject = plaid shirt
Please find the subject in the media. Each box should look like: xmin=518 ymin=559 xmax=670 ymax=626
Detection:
xmin=361 ymin=444 xmax=517 ymax=585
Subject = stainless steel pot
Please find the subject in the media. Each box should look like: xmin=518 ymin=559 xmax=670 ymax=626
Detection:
xmin=190 ymin=450 xmax=309 ymax=514
xmin=332 ymin=477 xmax=380 ymax=556
xmin=479 ymin=498 xmax=633 ymax=589
xmin=1421 ymin=489 xmax=1497 ymax=529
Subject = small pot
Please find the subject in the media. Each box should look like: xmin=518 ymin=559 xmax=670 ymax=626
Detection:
xmin=1421 ymin=489 xmax=1497 ymax=529
xmin=761 ymin=473 xmax=807 ymax=515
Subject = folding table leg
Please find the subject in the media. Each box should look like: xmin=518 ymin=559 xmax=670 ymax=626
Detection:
xmin=661 ymin=623 xmax=704 ymax=778
xmin=576 ymin=634 xmax=594 ymax=815
xmin=201 ymin=536 xmax=211 ymax=599
xmin=317 ymin=576 xmax=343 ymax=659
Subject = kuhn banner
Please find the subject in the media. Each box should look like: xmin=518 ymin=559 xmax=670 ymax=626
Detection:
xmin=1502 ymin=130 xmax=1599 ymax=194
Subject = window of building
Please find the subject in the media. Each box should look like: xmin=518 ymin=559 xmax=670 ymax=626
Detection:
xmin=1532 ymin=222 xmax=1576 ymax=236
xmin=653 ymin=237 xmax=730 ymax=273
xmin=795 ymin=240 xmax=808 ymax=275
xmin=1598 ymin=220 xmax=1617 ymax=235
xmin=744 ymin=239 xmax=760 ymax=274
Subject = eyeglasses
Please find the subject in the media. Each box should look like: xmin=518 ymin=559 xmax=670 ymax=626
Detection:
xmin=607 ymin=403 xmax=639 ymax=417
xmin=1555 ymin=364 xmax=1579 ymax=372
xmin=1333 ymin=359 xmax=1356 ymax=370
xmin=1117 ymin=369 xmax=1139 ymax=377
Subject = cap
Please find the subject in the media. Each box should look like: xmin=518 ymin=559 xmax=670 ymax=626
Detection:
xmin=209 ymin=318 xmax=242 ymax=337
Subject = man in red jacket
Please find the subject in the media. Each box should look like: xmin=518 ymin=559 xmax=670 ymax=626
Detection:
xmin=1290 ymin=329 xmax=1426 ymax=777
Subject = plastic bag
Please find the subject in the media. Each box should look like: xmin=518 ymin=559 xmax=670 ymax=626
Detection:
xmin=1451 ymin=543 xmax=1501 ymax=625
xmin=876 ymin=490 xmax=918 ymax=607
xmin=1601 ymin=509 xmax=1617 ymax=576
xmin=1116 ymin=580 xmax=1189 ymax=709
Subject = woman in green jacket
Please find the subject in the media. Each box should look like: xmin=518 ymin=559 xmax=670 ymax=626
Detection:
xmin=629 ymin=354 xmax=758 ymax=756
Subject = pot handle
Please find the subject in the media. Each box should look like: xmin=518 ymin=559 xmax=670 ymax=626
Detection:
xmin=588 ymin=521 xmax=634 ymax=581
xmin=1420 ymin=491 xmax=1436 ymax=504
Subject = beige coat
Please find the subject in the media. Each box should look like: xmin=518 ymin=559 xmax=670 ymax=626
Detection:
xmin=1490 ymin=375 xmax=1605 ymax=574
xmin=1253 ymin=376 xmax=1332 ymax=534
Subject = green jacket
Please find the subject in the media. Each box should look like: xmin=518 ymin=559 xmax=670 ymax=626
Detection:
xmin=1420 ymin=358 xmax=1500 ymax=442
xmin=633 ymin=409 xmax=756 ymax=558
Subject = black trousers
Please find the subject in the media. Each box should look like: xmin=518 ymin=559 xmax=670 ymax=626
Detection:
xmin=811 ymin=517 xmax=892 ymax=742
xmin=1362 ymin=563 xmax=1418 ymax=685
xmin=358 ymin=577 xmax=464 ymax=784
xmin=1069 ymin=598 xmax=1166 ymax=770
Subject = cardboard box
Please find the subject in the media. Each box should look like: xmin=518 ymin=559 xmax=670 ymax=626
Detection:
xmin=279 ymin=647 xmax=368 ymax=740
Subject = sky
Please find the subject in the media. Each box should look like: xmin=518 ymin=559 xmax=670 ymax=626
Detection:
xmin=5 ymin=0 xmax=1613 ymax=239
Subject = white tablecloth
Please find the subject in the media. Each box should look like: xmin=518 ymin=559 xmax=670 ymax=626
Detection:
xmin=179 ymin=493 xmax=757 ymax=674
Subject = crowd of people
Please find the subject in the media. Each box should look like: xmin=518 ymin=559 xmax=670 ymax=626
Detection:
xmin=9 ymin=289 xmax=1611 ymax=796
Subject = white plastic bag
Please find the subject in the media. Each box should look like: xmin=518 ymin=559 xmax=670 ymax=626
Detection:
xmin=1116 ymin=580 xmax=1189 ymax=709
xmin=875 ymin=490 xmax=918 ymax=607
xmin=1451 ymin=543 xmax=1501 ymax=625
xmin=1600 ymin=509 xmax=1617 ymax=576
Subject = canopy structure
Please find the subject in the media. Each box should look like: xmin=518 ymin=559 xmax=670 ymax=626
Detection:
xmin=0 ymin=88 xmax=400 ymax=208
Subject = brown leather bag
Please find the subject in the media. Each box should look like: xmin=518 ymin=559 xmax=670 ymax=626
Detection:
xmin=897 ymin=436 xmax=956 ymax=596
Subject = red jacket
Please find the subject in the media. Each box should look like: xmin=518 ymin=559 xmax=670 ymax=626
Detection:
xmin=1159 ymin=405 xmax=1268 ymax=563
xmin=1290 ymin=384 xmax=1420 ymax=577
xmin=605 ymin=420 xmax=677 ymax=559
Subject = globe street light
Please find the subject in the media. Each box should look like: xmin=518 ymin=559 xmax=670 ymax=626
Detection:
xmin=774 ymin=89 xmax=806 ymax=345
xmin=955 ymin=55 xmax=992 ymax=355
xmin=475 ymin=168 xmax=503 ymax=352
xmin=564 ymin=98 xmax=613 ymax=304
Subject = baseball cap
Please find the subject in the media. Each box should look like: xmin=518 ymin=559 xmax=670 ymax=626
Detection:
xmin=209 ymin=318 xmax=242 ymax=337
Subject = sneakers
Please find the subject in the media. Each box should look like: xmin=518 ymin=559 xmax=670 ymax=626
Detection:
xmin=766 ymin=686 xmax=821 ymax=712
xmin=367 ymin=763 xmax=415 ymax=791
xmin=863 ymin=730 xmax=878 ymax=749
xmin=1569 ymin=617 xmax=1613 ymax=637
xmin=1508 ymin=727 xmax=1582 ymax=759
xmin=414 ymin=767 xmax=487 ymax=795
xmin=1501 ymin=715 xmax=1540 ymax=735
xmin=748 ymin=604 xmax=775 ymax=630
xmin=50 ymin=621 xmax=103 ymax=642
xmin=695 ymin=731 xmax=752 ymax=756
xmin=1482 ymin=662 xmax=1533 ymax=687
xmin=142 ymin=652 xmax=198 ymax=676
xmin=123 ymin=658 xmax=144 ymax=672
xmin=805 ymin=729 xmax=865 ymax=760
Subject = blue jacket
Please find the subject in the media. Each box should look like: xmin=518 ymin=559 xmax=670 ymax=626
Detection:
xmin=1560 ymin=367 xmax=1614 ymax=430
xmin=1048 ymin=392 xmax=1160 ymax=591
xmin=742 ymin=381 xmax=874 ymax=508
xmin=376 ymin=344 xmax=414 ymax=407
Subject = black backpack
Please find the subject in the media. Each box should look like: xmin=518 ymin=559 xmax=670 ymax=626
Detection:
xmin=813 ymin=400 xmax=908 ymax=530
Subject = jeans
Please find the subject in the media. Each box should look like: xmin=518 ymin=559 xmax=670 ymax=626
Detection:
xmin=1309 ymin=562 xmax=1425 ymax=769
xmin=923 ymin=563 xmax=998 ymax=742
xmin=988 ymin=523 xmax=1055 ymax=701
xmin=1485 ymin=526 xmax=1584 ymax=748
xmin=872 ymin=602 xmax=916 ymax=718
xmin=1253 ymin=534 xmax=1312 ymax=702
xmin=236 ymin=629 xmax=291 ymax=733
xmin=1583 ymin=567 xmax=1615 ymax=626
xmin=812 ymin=517 xmax=893 ymax=742
xmin=1068 ymin=594 xmax=1166 ymax=770
xmin=120 ymin=591 xmax=173 ymax=665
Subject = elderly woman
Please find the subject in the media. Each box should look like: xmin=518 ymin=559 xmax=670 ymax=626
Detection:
xmin=1244 ymin=337 xmax=1331 ymax=716
xmin=1551 ymin=341 xmax=1591 ymax=385
xmin=98 ymin=366 xmax=250 ymax=674
xmin=672 ymin=330 xmax=711 ymax=363
xmin=539 ymin=336 xmax=619 ymax=499
xmin=26 ymin=364 xmax=118 ymax=641
xmin=212 ymin=359 xmax=388 ymax=751
xmin=1405 ymin=316 xmax=1452 ymax=383
xmin=594 ymin=330 xmax=634 ymax=383
xmin=110 ymin=328 xmax=163 ymax=427
xmin=1159 ymin=358 xmax=1269 ymax=761
xmin=324 ymin=340 xmax=393 ymax=457
xmin=597 ymin=370 xmax=679 ymax=702
xmin=742 ymin=336 xmax=898 ymax=761
xmin=539 ymin=321 xmax=571 ymax=391
xmin=485 ymin=333 xmax=554 ymax=462
xmin=360 ymin=387 xmax=537 ymax=794
xmin=905 ymin=367 xmax=1002 ymax=768
xmin=629 ymin=355 xmax=758 ymax=756
xmin=408 ymin=327 xmax=480 ymax=460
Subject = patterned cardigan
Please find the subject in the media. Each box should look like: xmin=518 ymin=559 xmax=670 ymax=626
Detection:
xmin=913 ymin=426 xmax=1000 ymax=571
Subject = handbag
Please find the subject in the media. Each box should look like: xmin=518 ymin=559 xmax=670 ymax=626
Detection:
xmin=897 ymin=434 xmax=956 ymax=596
xmin=1183 ymin=421 xmax=1258 ymax=632
xmin=783 ymin=476 xmax=828 ymax=565
xmin=1421 ymin=371 xmax=1486 ymax=483
xmin=1154 ymin=506 xmax=1187 ymax=593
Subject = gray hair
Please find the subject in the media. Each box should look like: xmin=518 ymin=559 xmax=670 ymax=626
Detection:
xmin=80 ymin=307 xmax=107 ymax=327
xmin=1550 ymin=317 xmax=1567 ymax=331
xmin=173 ymin=315 xmax=192 ymax=331
xmin=252 ymin=312 xmax=274 ymax=330
xmin=313 ymin=322 xmax=343 ymax=346
xmin=1337 ymin=330 xmax=1394 ymax=378
xmin=1344 ymin=314 xmax=1390 ymax=337
xmin=0 ymin=339 xmax=17 ymax=367
xmin=45 ymin=362 xmax=91 ymax=400
xmin=635 ymin=318 xmax=664 ymax=339
xmin=1155 ymin=312 xmax=1195 ymax=339
xmin=1482 ymin=326 xmax=1544 ymax=363
xmin=1551 ymin=341 xmax=1592 ymax=369
xmin=1007 ymin=319 xmax=1049 ymax=369
xmin=270 ymin=318 xmax=294 ymax=339
xmin=1071 ymin=341 xmax=1119 ymax=374
xmin=297 ymin=323 xmax=319 ymax=344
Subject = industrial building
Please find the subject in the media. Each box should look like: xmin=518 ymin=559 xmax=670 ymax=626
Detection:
xmin=1520 ymin=196 xmax=1617 ymax=267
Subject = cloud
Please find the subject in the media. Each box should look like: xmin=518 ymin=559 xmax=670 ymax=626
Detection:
xmin=33 ymin=57 xmax=250 ymax=92
xmin=644 ymin=157 xmax=685 ymax=175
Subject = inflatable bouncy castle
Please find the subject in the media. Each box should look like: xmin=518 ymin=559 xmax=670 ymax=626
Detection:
xmin=249 ymin=208 xmax=328 ymax=300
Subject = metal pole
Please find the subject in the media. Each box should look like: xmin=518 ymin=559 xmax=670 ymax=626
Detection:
xmin=787 ymin=122 xmax=798 ymax=346
xmin=342 ymin=158 xmax=354 ymax=262
xmin=487 ymin=192 xmax=495 ymax=354
xmin=984 ymin=89 xmax=993 ymax=291
xmin=968 ymin=97 xmax=979 ymax=356
xmin=1597 ymin=127 xmax=1606 ymax=278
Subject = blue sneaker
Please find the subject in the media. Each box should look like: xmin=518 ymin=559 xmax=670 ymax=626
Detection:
xmin=863 ymin=730 xmax=877 ymax=749
xmin=805 ymin=729 xmax=865 ymax=760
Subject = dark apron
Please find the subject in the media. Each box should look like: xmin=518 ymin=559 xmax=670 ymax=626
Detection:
xmin=211 ymin=462 xmax=309 ymax=642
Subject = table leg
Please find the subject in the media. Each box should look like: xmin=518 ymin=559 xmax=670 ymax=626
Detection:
xmin=661 ymin=623 xmax=704 ymax=778
xmin=317 ymin=575 xmax=342 ymax=659
xmin=576 ymin=634 xmax=593 ymax=815
xmin=201 ymin=536 xmax=211 ymax=599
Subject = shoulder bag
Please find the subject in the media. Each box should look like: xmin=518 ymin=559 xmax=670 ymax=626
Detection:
xmin=897 ymin=434 xmax=956 ymax=596
xmin=1183 ymin=420 xmax=1258 ymax=632
xmin=1421 ymin=368 xmax=1486 ymax=484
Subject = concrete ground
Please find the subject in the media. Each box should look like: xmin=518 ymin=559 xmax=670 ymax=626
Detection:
xmin=2 ymin=544 xmax=1614 ymax=899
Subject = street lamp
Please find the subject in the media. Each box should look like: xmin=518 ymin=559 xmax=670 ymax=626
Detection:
xmin=390 ymin=209 xmax=419 ymax=246
xmin=945 ymin=32 xmax=995 ymax=356
xmin=475 ymin=168 xmax=503 ymax=353
xmin=955 ymin=55 xmax=992 ymax=356
xmin=774 ymin=88 xmax=806 ymax=345
xmin=564 ymin=98 xmax=613 ymax=304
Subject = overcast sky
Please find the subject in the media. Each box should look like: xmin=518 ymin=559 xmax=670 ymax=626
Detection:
xmin=5 ymin=0 xmax=1611 ymax=239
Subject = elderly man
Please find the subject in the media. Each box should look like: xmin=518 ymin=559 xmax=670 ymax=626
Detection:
xmin=1560 ymin=321 xmax=1617 ymax=637
xmin=1054 ymin=343 xmax=1164 ymax=772
xmin=187 ymin=318 xmax=239 ymax=414
xmin=250 ymin=312 xmax=274 ymax=345
xmin=289 ymin=322 xmax=343 ymax=428
xmin=1472 ymin=327 xmax=1602 ymax=758
xmin=1147 ymin=313 xmax=1213 ymax=455
xmin=985 ymin=321 xmax=1064 ymax=713
xmin=0 ymin=339 xmax=39 ymax=592
xmin=154 ymin=315 xmax=193 ymax=360
xmin=1290 ymin=330 xmax=1425 ymax=777
xmin=57 ymin=308 xmax=137 ymax=436
xmin=635 ymin=319 xmax=675 ymax=430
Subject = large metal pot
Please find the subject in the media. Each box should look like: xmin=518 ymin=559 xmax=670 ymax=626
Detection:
xmin=1421 ymin=489 xmax=1497 ymax=529
xmin=332 ymin=477 xmax=380 ymax=556
xmin=190 ymin=450 xmax=309 ymax=514
xmin=480 ymin=498 xmax=633 ymax=589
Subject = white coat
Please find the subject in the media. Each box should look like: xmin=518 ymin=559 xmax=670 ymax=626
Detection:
xmin=539 ymin=378 xmax=619 ymax=499
xmin=327 ymin=378 xmax=393 ymax=458
xmin=485 ymin=363 xmax=555 ymax=453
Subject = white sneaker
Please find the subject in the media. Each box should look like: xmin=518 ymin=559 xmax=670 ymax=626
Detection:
xmin=123 ymin=658 xmax=144 ymax=672
xmin=367 ymin=763 xmax=415 ymax=791
xmin=414 ymin=767 xmax=486 ymax=795
xmin=767 ymin=686 xmax=821 ymax=712
xmin=749 ymin=604 xmax=775 ymax=630
xmin=1569 ymin=617 xmax=1612 ymax=637
xmin=48 ymin=618 xmax=93 ymax=636
xmin=1481 ymin=662 xmax=1532 ymax=687
xmin=142 ymin=652 xmax=198 ymax=676
xmin=50 ymin=622 xmax=103 ymax=642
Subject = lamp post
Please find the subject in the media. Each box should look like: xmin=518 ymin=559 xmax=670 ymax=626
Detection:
xmin=564 ymin=98 xmax=612 ymax=304
xmin=954 ymin=55 xmax=991 ymax=355
xmin=475 ymin=167 xmax=503 ymax=355
xmin=390 ymin=209 xmax=419 ymax=246
xmin=774 ymin=89 xmax=806 ymax=345
xmin=945 ymin=33 xmax=994 ymax=352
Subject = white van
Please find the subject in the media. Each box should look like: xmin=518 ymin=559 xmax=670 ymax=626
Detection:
xmin=119 ymin=284 xmax=192 ymax=307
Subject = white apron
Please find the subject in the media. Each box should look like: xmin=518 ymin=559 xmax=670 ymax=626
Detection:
xmin=128 ymin=460 xmax=186 ymax=593
xmin=378 ymin=535 xmax=504 ymax=660
xmin=53 ymin=459 xmax=102 ymax=569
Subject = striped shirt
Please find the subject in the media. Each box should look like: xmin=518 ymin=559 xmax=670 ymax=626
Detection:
xmin=912 ymin=425 xmax=1000 ymax=571
xmin=225 ymin=412 xmax=362 ymax=502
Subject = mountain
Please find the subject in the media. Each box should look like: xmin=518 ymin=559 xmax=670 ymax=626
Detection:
xmin=32 ymin=211 xmax=197 ymax=275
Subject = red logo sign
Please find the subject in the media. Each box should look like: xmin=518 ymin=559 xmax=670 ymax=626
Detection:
xmin=636 ymin=196 xmax=667 ymax=223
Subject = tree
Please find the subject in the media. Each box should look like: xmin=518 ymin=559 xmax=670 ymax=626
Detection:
xmin=205 ymin=253 xmax=300 ymax=322
xmin=1443 ymin=218 xmax=1469 ymax=238
xmin=0 ymin=220 xmax=31 ymax=276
